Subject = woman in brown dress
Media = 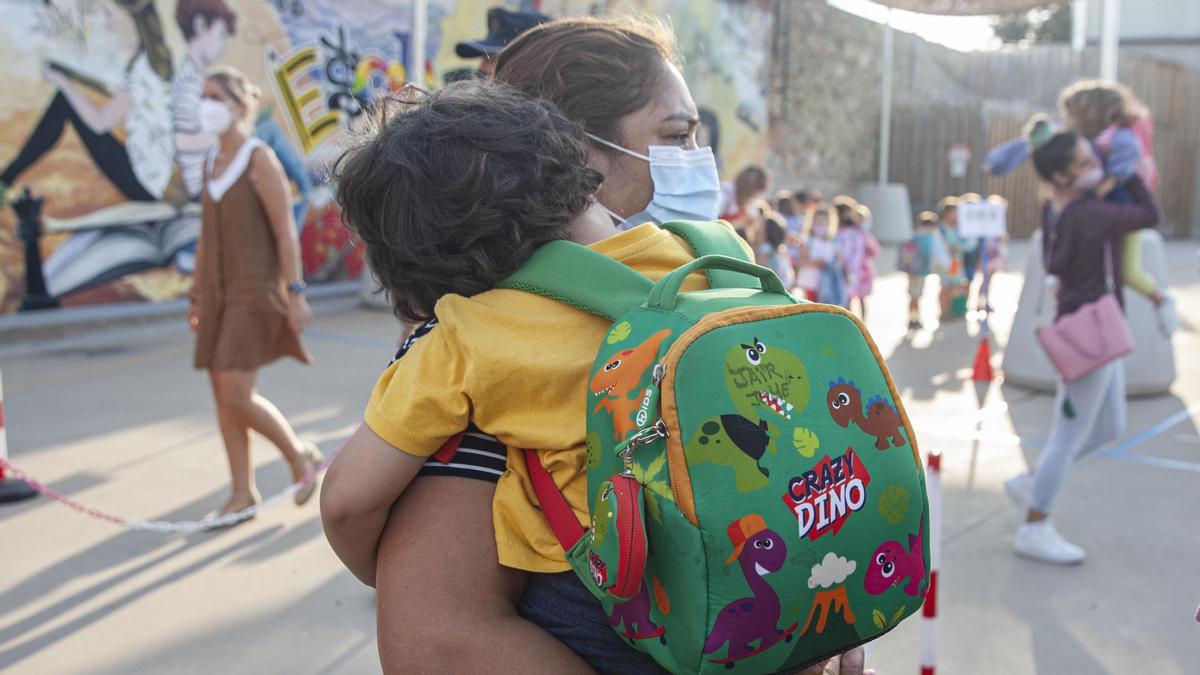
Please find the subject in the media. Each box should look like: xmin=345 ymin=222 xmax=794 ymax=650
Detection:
xmin=189 ymin=66 xmax=321 ymax=519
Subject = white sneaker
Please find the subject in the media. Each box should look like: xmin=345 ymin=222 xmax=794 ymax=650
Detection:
xmin=1156 ymin=294 xmax=1179 ymax=337
xmin=1014 ymin=520 xmax=1086 ymax=565
xmin=1003 ymin=473 xmax=1033 ymax=508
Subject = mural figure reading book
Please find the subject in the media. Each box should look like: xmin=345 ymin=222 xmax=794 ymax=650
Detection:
xmin=2 ymin=0 xmax=173 ymax=206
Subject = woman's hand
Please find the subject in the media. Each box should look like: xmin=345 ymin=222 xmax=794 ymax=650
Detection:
xmin=789 ymin=646 xmax=874 ymax=675
xmin=287 ymin=293 xmax=312 ymax=334
xmin=188 ymin=300 xmax=199 ymax=333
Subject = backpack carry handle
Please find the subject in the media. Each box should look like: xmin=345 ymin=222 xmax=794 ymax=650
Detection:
xmin=647 ymin=254 xmax=790 ymax=312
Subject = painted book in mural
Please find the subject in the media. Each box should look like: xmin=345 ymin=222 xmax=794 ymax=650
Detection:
xmin=42 ymin=202 xmax=200 ymax=298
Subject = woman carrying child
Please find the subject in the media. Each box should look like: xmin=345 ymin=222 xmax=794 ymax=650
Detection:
xmin=1002 ymin=117 xmax=1158 ymax=565
xmin=985 ymin=79 xmax=1177 ymax=335
xmin=322 ymin=16 xmax=871 ymax=675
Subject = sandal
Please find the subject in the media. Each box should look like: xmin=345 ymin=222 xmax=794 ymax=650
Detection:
xmin=293 ymin=444 xmax=324 ymax=506
xmin=202 ymin=493 xmax=260 ymax=529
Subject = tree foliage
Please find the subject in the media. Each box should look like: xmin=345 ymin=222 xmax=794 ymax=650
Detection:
xmin=993 ymin=3 xmax=1072 ymax=44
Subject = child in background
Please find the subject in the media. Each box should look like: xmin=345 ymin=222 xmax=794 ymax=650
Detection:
xmin=719 ymin=164 xmax=769 ymax=238
xmin=936 ymin=196 xmax=968 ymax=319
xmin=857 ymin=203 xmax=881 ymax=305
xmin=978 ymin=195 xmax=1010 ymax=313
xmin=985 ymin=81 xmax=1177 ymax=334
xmin=1059 ymin=82 xmax=1177 ymax=334
xmin=760 ymin=214 xmax=796 ymax=289
xmin=957 ymin=192 xmax=985 ymax=307
xmin=774 ymin=189 xmax=804 ymax=234
xmin=834 ymin=197 xmax=878 ymax=320
xmin=901 ymin=210 xmax=952 ymax=330
xmin=795 ymin=203 xmax=840 ymax=303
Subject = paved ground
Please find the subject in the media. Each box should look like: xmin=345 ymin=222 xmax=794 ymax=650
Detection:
xmin=1 ymin=242 xmax=1197 ymax=674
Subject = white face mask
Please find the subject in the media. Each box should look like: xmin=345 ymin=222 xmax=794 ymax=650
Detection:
xmin=1072 ymin=165 xmax=1105 ymax=192
xmin=586 ymin=133 xmax=721 ymax=228
xmin=199 ymin=99 xmax=234 ymax=134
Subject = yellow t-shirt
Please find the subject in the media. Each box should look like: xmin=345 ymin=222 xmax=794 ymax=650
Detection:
xmin=365 ymin=222 xmax=752 ymax=572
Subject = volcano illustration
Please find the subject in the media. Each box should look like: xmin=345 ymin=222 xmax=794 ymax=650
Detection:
xmin=800 ymin=586 xmax=859 ymax=643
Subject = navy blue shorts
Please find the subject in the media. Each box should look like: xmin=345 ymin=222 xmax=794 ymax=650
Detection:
xmin=518 ymin=572 xmax=668 ymax=674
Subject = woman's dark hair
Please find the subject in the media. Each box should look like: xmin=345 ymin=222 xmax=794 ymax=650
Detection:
xmin=1026 ymin=115 xmax=1080 ymax=183
xmin=493 ymin=16 xmax=680 ymax=147
xmin=334 ymin=80 xmax=603 ymax=322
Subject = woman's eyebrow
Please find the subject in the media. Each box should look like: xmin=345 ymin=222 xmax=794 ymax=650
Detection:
xmin=661 ymin=111 xmax=700 ymax=125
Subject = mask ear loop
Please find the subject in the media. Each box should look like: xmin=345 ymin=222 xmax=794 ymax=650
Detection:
xmin=584 ymin=132 xmax=652 ymax=162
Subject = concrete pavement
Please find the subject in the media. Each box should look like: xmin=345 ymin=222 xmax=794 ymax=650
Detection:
xmin=1 ymin=242 xmax=1197 ymax=673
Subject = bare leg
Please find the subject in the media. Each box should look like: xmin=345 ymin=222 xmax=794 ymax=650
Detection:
xmin=211 ymin=368 xmax=309 ymax=482
xmin=376 ymin=476 xmax=592 ymax=674
xmin=209 ymin=370 xmax=260 ymax=511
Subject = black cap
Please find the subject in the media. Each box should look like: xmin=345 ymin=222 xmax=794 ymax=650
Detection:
xmin=455 ymin=7 xmax=550 ymax=58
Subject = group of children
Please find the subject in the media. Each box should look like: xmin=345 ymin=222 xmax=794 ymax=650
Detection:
xmin=729 ymin=188 xmax=882 ymax=321
xmin=901 ymin=193 xmax=1008 ymax=330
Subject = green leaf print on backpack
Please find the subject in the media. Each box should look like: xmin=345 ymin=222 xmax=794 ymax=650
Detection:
xmin=877 ymin=485 xmax=911 ymax=525
xmin=632 ymin=453 xmax=674 ymax=524
xmin=793 ymin=427 xmax=820 ymax=458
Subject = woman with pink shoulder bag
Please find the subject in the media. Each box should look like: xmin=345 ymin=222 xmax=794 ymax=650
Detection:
xmin=1004 ymin=116 xmax=1158 ymax=565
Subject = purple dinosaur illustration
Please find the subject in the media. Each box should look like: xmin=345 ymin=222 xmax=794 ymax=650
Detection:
xmin=704 ymin=514 xmax=797 ymax=666
xmin=609 ymin=581 xmax=666 ymax=642
xmin=864 ymin=508 xmax=928 ymax=597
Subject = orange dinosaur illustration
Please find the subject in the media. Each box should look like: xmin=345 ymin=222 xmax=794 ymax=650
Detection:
xmin=592 ymin=329 xmax=673 ymax=440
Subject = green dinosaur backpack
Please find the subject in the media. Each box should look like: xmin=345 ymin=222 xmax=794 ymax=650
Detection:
xmin=501 ymin=221 xmax=929 ymax=674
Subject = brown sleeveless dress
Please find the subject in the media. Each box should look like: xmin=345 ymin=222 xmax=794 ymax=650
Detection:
xmin=193 ymin=138 xmax=312 ymax=370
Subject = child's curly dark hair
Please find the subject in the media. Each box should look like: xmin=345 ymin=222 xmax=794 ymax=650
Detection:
xmin=334 ymin=80 xmax=604 ymax=322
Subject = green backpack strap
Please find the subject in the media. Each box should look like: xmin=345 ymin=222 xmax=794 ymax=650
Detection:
xmin=659 ymin=220 xmax=753 ymax=289
xmin=496 ymin=240 xmax=653 ymax=321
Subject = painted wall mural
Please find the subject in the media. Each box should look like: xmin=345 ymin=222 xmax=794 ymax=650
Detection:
xmin=0 ymin=0 xmax=769 ymax=314
xmin=544 ymin=0 xmax=774 ymax=174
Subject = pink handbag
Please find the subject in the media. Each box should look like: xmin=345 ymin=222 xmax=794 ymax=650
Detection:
xmin=1036 ymin=236 xmax=1134 ymax=382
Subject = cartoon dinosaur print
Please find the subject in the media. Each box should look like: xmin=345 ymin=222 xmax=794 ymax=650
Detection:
xmin=864 ymin=507 xmax=927 ymax=597
xmin=826 ymin=378 xmax=906 ymax=450
xmin=609 ymin=581 xmax=666 ymax=642
xmin=704 ymin=515 xmax=797 ymax=665
xmin=688 ymin=339 xmax=811 ymax=492
xmin=687 ymin=416 xmax=772 ymax=492
xmin=724 ymin=338 xmax=810 ymax=423
xmin=592 ymin=329 xmax=672 ymax=440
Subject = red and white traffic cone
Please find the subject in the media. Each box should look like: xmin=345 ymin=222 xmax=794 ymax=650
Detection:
xmin=0 ymin=369 xmax=37 ymax=503
xmin=920 ymin=451 xmax=942 ymax=675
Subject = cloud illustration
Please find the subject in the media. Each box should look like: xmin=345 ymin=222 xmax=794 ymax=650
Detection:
xmin=808 ymin=552 xmax=857 ymax=589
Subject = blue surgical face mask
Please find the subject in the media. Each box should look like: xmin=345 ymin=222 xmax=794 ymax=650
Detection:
xmin=586 ymin=133 xmax=722 ymax=228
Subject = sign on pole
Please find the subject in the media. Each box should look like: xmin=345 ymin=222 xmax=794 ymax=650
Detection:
xmin=948 ymin=143 xmax=971 ymax=179
xmin=958 ymin=200 xmax=1007 ymax=238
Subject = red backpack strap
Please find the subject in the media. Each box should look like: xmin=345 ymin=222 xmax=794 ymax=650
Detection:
xmin=523 ymin=448 xmax=585 ymax=552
